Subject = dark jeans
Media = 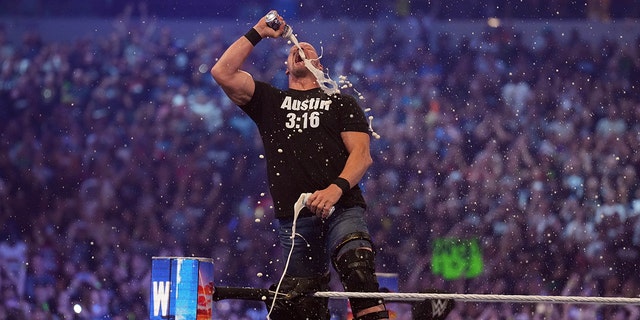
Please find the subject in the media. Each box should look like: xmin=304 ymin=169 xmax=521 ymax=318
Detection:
xmin=277 ymin=206 xmax=372 ymax=277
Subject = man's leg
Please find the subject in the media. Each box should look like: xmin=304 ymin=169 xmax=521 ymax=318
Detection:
xmin=271 ymin=217 xmax=331 ymax=319
xmin=328 ymin=208 xmax=388 ymax=320
xmin=333 ymin=241 xmax=389 ymax=319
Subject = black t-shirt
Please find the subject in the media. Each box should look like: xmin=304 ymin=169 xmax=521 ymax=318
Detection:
xmin=240 ymin=80 xmax=369 ymax=218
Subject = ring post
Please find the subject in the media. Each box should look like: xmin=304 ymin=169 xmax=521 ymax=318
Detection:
xmin=150 ymin=257 xmax=215 ymax=319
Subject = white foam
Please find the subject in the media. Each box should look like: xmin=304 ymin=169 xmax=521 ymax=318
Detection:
xmin=286 ymin=32 xmax=340 ymax=96
xmin=283 ymin=30 xmax=381 ymax=139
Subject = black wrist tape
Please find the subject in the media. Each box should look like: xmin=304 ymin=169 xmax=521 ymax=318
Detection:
xmin=244 ymin=28 xmax=262 ymax=46
xmin=333 ymin=177 xmax=351 ymax=194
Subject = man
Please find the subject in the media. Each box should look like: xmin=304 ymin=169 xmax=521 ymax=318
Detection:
xmin=211 ymin=11 xmax=389 ymax=320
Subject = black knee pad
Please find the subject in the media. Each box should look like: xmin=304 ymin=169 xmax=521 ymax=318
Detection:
xmin=266 ymin=275 xmax=330 ymax=320
xmin=333 ymin=247 xmax=386 ymax=316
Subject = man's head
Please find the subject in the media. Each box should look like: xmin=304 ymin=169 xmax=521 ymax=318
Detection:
xmin=286 ymin=42 xmax=323 ymax=78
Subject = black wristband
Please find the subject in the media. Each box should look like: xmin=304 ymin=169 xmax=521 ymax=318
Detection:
xmin=244 ymin=28 xmax=262 ymax=46
xmin=333 ymin=177 xmax=351 ymax=194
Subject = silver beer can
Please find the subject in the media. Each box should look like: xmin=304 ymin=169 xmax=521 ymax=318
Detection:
xmin=264 ymin=10 xmax=292 ymax=38
xmin=265 ymin=10 xmax=282 ymax=31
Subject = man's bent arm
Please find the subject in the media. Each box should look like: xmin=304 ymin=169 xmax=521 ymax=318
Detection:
xmin=338 ymin=131 xmax=373 ymax=190
xmin=210 ymin=35 xmax=256 ymax=106
xmin=307 ymin=131 xmax=372 ymax=216
xmin=211 ymin=16 xmax=281 ymax=106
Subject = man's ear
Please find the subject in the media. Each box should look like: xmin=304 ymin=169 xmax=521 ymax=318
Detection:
xmin=285 ymin=69 xmax=290 ymax=75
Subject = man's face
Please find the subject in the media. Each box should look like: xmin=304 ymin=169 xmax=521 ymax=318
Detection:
xmin=287 ymin=42 xmax=322 ymax=76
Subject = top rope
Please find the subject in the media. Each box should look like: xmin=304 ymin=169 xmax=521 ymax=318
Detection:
xmin=312 ymin=291 xmax=640 ymax=305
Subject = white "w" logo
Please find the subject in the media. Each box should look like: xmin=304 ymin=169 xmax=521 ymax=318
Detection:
xmin=431 ymin=299 xmax=449 ymax=317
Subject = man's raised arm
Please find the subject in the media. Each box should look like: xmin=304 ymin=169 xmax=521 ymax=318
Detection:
xmin=210 ymin=14 xmax=284 ymax=106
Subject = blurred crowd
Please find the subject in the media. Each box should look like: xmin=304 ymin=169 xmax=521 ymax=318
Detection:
xmin=2 ymin=0 xmax=639 ymax=21
xmin=1 ymin=5 xmax=640 ymax=320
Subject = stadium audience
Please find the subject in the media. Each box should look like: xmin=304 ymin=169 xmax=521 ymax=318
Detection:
xmin=1 ymin=5 xmax=639 ymax=319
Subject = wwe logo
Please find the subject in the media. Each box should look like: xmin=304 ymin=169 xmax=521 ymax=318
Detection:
xmin=431 ymin=299 xmax=449 ymax=317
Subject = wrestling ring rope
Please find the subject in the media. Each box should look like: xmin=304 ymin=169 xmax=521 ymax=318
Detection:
xmin=312 ymin=291 xmax=640 ymax=305
xmin=212 ymin=286 xmax=640 ymax=305
xmin=149 ymin=258 xmax=640 ymax=319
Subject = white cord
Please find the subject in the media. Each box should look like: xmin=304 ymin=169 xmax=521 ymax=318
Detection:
xmin=266 ymin=231 xmax=297 ymax=319
xmin=267 ymin=194 xmax=306 ymax=319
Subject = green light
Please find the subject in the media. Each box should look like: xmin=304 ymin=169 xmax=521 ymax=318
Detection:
xmin=431 ymin=237 xmax=483 ymax=280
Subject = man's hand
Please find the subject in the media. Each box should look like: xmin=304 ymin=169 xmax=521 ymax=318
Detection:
xmin=253 ymin=11 xmax=288 ymax=39
xmin=306 ymin=184 xmax=342 ymax=218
